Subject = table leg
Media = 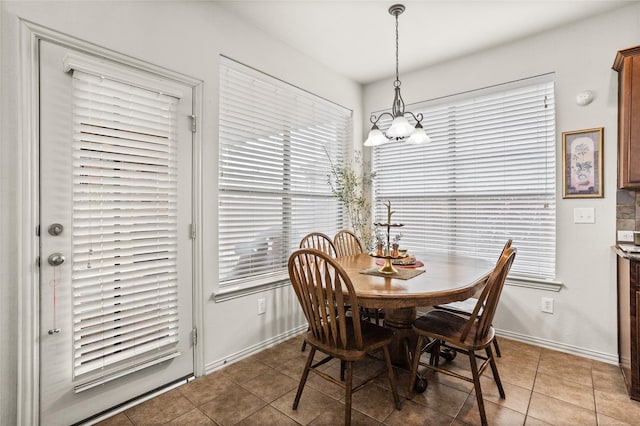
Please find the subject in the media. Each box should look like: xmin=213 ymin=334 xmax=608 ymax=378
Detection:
xmin=382 ymin=307 xmax=417 ymax=369
xmin=383 ymin=307 xmax=428 ymax=393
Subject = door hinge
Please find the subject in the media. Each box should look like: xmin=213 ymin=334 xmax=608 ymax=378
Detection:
xmin=36 ymin=225 xmax=40 ymax=237
xmin=36 ymin=256 xmax=40 ymax=268
xmin=189 ymin=115 xmax=196 ymax=133
xmin=192 ymin=327 xmax=198 ymax=346
xmin=190 ymin=223 xmax=196 ymax=240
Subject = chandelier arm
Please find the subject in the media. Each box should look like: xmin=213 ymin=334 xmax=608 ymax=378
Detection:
xmin=404 ymin=111 xmax=424 ymax=124
xmin=370 ymin=112 xmax=395 ymax=126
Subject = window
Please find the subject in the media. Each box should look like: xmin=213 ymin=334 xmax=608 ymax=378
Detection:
xmin=218 ymin=57 xmax=351 ymax=288
xmin=372 ymin=75 xmax=556 ymax=285
xmin=67 ymin=56 xmax=186 ymax=388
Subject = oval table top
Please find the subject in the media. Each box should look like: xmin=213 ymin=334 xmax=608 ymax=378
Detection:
xmin=336 ymin=251 xmax=494 ymax=309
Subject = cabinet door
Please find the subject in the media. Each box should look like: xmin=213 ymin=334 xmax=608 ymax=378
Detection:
xmin=632 ymin=260 xmax=640 ymax=400
xmin=618 ymin=54 xmax=640 ymax=188
xmin=619 ymin=257 xmax=631 ymax=384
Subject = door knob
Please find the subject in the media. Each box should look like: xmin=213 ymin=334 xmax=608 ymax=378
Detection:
xmin=48 ymin=253 xmax=65 ymax=266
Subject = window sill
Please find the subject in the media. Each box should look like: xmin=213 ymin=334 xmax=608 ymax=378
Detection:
xmin=506 ymin=275 xmax=563 ymax=292
xmin=212 ymin=273 xmax=291 ymax=302
xmin=212 ymin=272 xmax=563 ymax=302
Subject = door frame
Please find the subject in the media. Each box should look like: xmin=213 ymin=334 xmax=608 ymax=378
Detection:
xmin=17 ymin=19 xmax=204 ymax=425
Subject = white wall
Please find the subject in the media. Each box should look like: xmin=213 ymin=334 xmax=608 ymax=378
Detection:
xmin=0 ymin=1 xmax=362 ymax=424
xmin=364 ymin=2 xmax=640 ymax=361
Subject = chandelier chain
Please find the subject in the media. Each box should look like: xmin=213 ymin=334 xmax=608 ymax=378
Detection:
xmin=395 ymin=11 xmax=399 ymax=84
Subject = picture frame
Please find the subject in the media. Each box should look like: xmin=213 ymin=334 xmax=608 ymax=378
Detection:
xmin=562 ymin=127 xmax=604 ymax=198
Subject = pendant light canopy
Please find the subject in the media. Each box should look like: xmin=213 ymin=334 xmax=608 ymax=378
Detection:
xmin=364 ymin=4 xmax=430 ymax=147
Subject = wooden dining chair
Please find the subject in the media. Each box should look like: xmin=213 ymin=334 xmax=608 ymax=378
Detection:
xmin=432 ymin=239 xmax=512 ymax=357
xmin=333 ymin=229 xmax=387 ymax=325
xmin=333 ymin=229 xmax=364 ymax=257
xmin=288 ymin=248 xmax=401 ymax=426
xmin=332 ymin=229 xmax=383 ymax=325
xmin=298 ymin=232 xmax=338 ymax=351
xmin=408 ymin=246 xmax=516 ymax=426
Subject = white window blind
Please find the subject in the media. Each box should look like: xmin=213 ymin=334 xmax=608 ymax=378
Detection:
xmin=71 ymin=69 xmax=181 ymax=384
xmin=219 ymin=56 xmax=351 ymax=286
xmin=373 ymin=75 xmax=556 ymax=281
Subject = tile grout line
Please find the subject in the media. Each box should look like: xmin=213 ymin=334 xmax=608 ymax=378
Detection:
xmin=522 ymin=349 xmax=542 ymax=423
xmin=592 ymin=365 xmax=600 ymax=426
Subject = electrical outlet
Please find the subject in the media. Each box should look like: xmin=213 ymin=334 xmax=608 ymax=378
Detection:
xmin=618 ymin=230 xmax=635 ymax=242
xmin=257 ymin=298 xmax=266 ymax=315
xmin=541 ymin=297 xmax=554 ymax=314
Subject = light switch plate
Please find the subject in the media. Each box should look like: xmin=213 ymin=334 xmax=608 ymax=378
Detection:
xmin=574 ymin=207 xmax=595 ymax=224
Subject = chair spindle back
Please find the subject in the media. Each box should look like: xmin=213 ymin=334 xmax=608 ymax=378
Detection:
xmin=461 ymin=246 xmax=516 ymax=344
xmin=299 ymin=232 xmax=337 ymax=258
xmin=333 ymin=230 xmax=364 ymax=257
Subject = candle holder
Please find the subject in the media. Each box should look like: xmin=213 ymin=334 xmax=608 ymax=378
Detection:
xmin=372 ymin=201 xmax=404 ymax=274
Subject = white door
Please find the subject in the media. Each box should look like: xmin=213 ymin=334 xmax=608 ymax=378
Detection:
xmin=39 ymin=40 xmax=194 ymax=425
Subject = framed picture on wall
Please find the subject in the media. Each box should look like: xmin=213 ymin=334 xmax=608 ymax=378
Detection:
xmin=562 ymin=127 xmax=604 ymax=198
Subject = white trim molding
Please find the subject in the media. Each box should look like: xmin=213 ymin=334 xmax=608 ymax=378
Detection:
xmin=204 ymin=325 xmax=308 ymax=375
xmin=16 ymin=18 xmax=41 ymax=426
xmin=496 ymin=328 xmax=618 ymax=365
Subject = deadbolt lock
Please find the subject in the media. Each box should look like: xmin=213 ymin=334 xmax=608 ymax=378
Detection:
xmin=48 ymin=223 xmax=64 ymax=236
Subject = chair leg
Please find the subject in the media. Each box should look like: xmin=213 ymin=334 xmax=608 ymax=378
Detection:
xmin=293 ymin=347 xmax=316 ymax=410
xmin=468 ymin=350 xmax=488 ymax=426
xmin=382 ymin=346 xmax=401 ymax=410
xmin=344 ymin=361 xmax=353 ymax=426
xmin=301 ymin=340 xmax=307 ymax=352
xmin=430 ymin=340 xmax=442 ymax=368
xmin=493 ymin=336 xmax=501 ymax=358
xmin=486 ymin=345 xmax=505 ymax=398
xmin=408 ymin=335 xmax=425 ymax=397
xmin=340 ymin=360 xmax=345 ymax=381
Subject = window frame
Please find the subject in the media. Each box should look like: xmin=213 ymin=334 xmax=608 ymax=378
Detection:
xmin=371 ymin=74 xmax=562 ymax=291
xmin=215 ymin=56 xmax=352 ymax=299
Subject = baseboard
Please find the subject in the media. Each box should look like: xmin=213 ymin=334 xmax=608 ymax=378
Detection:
xmin=204 ymin=325 xmax=618 ymax=373
xmin=204 ymin=324 xmax=308 ymax=375
xmin=496 ymin=328 xmax=619 ymax=365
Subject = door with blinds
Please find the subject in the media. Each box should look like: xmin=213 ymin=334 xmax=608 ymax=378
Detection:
xmin=38 ymin=40 xmax=194 ymax=425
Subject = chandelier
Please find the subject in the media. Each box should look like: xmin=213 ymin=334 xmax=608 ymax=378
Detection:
xmin=364 ymin=4 xmax=430 ymax=147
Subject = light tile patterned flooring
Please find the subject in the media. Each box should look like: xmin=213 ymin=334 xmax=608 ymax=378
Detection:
xmin=97 ymin=335 xmax=640 ymax=425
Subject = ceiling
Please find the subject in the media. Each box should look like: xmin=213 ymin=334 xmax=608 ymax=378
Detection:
xmin=219 ymin=0 xmax=634 ymax=84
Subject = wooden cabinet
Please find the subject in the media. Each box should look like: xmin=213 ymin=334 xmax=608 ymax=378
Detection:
xmin=617 ymin=255 xmax=640 ymax=400
xmin=614 ymin=46 xmax=640 ymax=189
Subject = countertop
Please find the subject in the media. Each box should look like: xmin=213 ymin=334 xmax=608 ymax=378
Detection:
xmin=614 ymin=244 xmax=640 ymax=260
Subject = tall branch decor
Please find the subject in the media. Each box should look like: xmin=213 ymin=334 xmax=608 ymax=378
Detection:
xmin=326 ymin=150 xmax=376 ymax=250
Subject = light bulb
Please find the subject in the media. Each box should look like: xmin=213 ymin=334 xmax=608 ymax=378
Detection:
xmin=406 ymin=125 xmax=430 ymax=144
xmin=386 ymin=115 xmax=414 ymax=138
xmin=364 ymin=127 xmax=388 ymax=146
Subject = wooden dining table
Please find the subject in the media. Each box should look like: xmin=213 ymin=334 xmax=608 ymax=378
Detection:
xmin=335 ymin=251 xmax=494 ymax=376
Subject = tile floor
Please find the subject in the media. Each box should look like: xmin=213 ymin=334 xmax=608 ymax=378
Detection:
xmin=97 ymin=335 xmax=640 ymax=425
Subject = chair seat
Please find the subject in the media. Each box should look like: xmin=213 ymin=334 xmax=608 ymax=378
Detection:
xmin=304 ymin=317 xmax=395 ymax=361
xmin=435 ymin=297 xmax=479 ymax=316
xmin=413 ymin=310 xmax=495 ymax=351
